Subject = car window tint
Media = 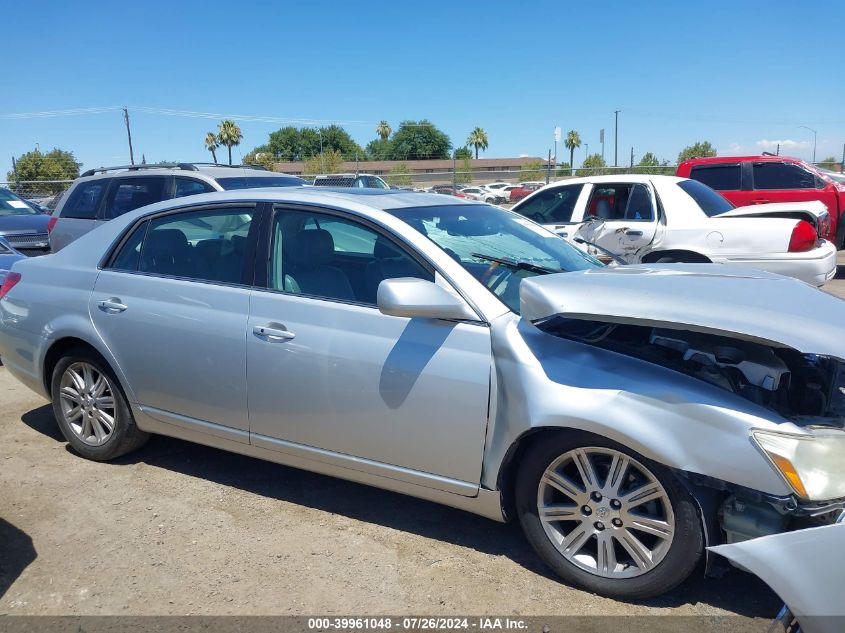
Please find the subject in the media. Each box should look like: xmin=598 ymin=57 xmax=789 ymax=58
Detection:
xmin=753 ymin=163 xmax=816 ymax=190
xmin=689 ymin=165 xmax=741 ymax=191
xmin=215 ymin=175 xmax=306 ymax=190
xmin=61 ymin=180 xmax=108 ymax=220
xmin=138 ymin=207 xmax=253 ymax=283
xmin=109 ymin=221 xmax=148 ymax=271
xmin=104 ymin=177 xmax=168 ymax=219
xmin=624 ymin=184 xmax=655 ymax=221
xmin=515 ymin=184 xmax=583 ymax=223
xmin=174 ymin=177 xmax=215 ymax=198
xmin=269 ymin=209 xmax=432 ymax=305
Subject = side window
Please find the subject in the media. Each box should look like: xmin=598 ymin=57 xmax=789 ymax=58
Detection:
xmin=60 ymin=180 xmax=108 ymax=219
xmin=753 ymin=163 xmax=817 ymax=190
xmin=269 ymin=209 xmax=432 ymax=305
xmin=586 ymin=184 xmax=633 ymax=220
xmin=109 ymin=221 xmax=148 ymax=271
xmin=689 ymin=165 xmax=741 ymax=191
xmin=623 ymin=184 xmax=655 ymax=221
xmin=138 ymin=207 xmax=253 ymax=283
xmin=515 ymin=184 xmax=583 ymax=224
xmin=104 ymin=177 xmax=168 ymax=220
xmin=174 ymin=177 xmax=215 ymax=199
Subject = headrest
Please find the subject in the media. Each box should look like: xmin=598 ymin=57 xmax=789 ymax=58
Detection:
xmin=289 ymin=229 xmax=335 ymax=268
xmin=595 ymin=199 xmax=613 ymax=219
xmin=373 ymin=235 xmax=401 ymax=260
xmin=146 ymin=228 xmax=189 ymax=253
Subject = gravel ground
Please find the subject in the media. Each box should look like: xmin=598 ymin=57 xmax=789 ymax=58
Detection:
xmin=3 ymin=256 xmax=843 ymax=619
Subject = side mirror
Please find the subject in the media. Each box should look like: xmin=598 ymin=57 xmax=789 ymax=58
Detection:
xmin=377 ymin=278 xmax=477 ymax=321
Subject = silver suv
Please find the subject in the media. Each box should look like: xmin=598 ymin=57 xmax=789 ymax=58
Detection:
xmin=49 ymin=163 xmax=305 ymax=251
xmin=312 ymin=173 xmax=390 ymax=189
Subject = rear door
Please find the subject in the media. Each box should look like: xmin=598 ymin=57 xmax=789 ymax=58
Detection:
xmin=89 ymin=203 xmax=259 ymax=441
xmin=688 ymin=162 xmax=749 ymax=206
xmin=50 ymin=179 xmax=110 ymax=251
xmin=580 ymin=182 xmax=658 ymax=262
xmin=750 ymin=161 xmax=834 ymax=209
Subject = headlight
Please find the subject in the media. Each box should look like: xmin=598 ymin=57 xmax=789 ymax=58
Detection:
xmin=752 ymin=428 xmax=845 ymax=500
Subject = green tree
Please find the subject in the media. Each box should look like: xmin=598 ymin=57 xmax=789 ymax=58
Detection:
xmin=260 ymin=125 xmax=365 ymax=161
xmin=554 ymin=162 xmax=572 ymax=178
xmin=366 ymin=137 xmax=393 ymax=160
xmin=386 ymin=163 xmax=413 ymax=187
xmin=303 ymin=149 xmax=345 ymax=176
xmin=454 ymin=146 xmax=472 ymax=160
xmin=217 ymin=119 xmax=243 ymax=165
xmin=467 ymin=127 xmax=489 ymax=160
xmin=576 ymin=153 xmax=607 ymax=177
xmin=636 ymin=151 xmax=661 ymax=174
xmin=565 ymin=130 xmax=582 ymax=176
xmin=318 ymin=125 xmax=367 ymax=160
xmin=7 ymin=148 xmax=81 ymax=195
xmin=376 ymin=120 xmax=392 ymax=141
xmin=677 ymin=141 xmax=716 ymax=163
xmin=518 ymin=161 xmax=546 ymax=182
xmin=390 ymin=120 xmax=451 ymax=160
xmin=456 ymin=157 xmax=473 ymax=184
xmin=818 ymin=156 xmax=838 ymax=170
xmin=204 ymin=132 xmax=219 ymax=163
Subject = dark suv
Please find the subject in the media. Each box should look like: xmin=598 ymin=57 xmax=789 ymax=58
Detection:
xmin=49 ymin=163 xmax=305 ymax=251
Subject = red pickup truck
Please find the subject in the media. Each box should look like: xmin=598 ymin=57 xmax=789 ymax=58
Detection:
xmin=677 ymin=155 xmax=845 ymax=246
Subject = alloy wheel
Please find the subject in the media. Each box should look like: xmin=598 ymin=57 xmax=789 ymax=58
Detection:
xmin=537 ymin=447 xmax=675 ymax=579
xmin=58 ymin=362 xmax=117 ymax=446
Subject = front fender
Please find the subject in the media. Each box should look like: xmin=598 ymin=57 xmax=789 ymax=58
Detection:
xmin=481 ymin=315 xmax=791 ymax=497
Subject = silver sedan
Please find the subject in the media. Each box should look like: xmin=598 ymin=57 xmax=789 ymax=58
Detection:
xmin=1 ymin=188 xmax=844 ymax=599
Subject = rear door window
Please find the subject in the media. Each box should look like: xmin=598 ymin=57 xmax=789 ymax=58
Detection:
xmin=103 ymin=177 xmax=168 ymax=220
xmin=174 ymin=177 xmax=215 ymax=198
xmin=61 ymin=180 xmax=108 ymax=219
xmin=689 ymin=164 xmax=741 ymax=191
xmin=753 ymin=162 xmax=817 ymax=190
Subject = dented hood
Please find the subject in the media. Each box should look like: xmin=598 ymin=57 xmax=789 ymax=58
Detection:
xmin=718 ymin=199 xmax=828 ymax=220
xmin=520 ymin=264 xmax=845 ymax=358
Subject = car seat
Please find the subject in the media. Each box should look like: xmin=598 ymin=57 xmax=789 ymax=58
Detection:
xmin=285 ymin=229 xmax=355 ymax=301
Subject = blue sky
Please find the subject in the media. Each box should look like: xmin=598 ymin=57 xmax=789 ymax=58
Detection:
xmin=2 ymin=0 xmax=844 ymax=178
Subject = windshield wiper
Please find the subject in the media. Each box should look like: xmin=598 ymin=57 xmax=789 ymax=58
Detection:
xmin=470 ymin=252 xmax=558 ymax=274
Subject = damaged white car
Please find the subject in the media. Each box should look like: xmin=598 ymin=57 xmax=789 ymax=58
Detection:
xmin=512 ymin=174 xmax=837 ymax=286
xmin=0 ymin=190 xmax=843 ymax=600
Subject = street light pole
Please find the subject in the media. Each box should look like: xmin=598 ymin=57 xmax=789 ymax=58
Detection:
xmin=799 ymin=125 xmax=817 ymax=164
xmin=614 ymin=110 xmax=621 ymax=167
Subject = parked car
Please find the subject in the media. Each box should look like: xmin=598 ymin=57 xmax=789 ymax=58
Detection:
xmin=2 ymin=188 xmax=844 ymax=600
xmin=0 ymin=187 xmax=52 ymax=256
xmin=48 ymin=163 xmax=305 ymax=252
xmin=510 ymin=183 xmax=544 ymax=203
xmin=312 ymin=173 xmax=390 ymax=189
xmin=820 ymin=168 xmax=845 ymax=185
xmin=0 ymin=236 xmax=25 ymax=285
xmin=458 ymin=186 xmax=499 ymax=203
xmin=512 ymin=174 xmax=836 ymax=286
xmin=677 ymin=155 xmax=845 ymax=246
xmin=429 ymin=184 xmax=467 ymax=198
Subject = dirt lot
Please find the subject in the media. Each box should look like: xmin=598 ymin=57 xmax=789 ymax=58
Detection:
xmin=3 ymin=258 xmax=844 ymax=619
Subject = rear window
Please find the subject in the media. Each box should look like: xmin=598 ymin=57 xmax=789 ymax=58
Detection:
xmin=104 ymin=177 xmax=168 ymax=220
xmin=677 ymin=180 xmax=734 ymax=217
xmin=60 ymin=180 xmax=108 ymax=219
xmin=689 ymin=164 xmax=741 ymax=191
xmin=216 ymin=176 xmax=305 ymax=190
xmin=753 ymin=162 xmax=817 ymax=190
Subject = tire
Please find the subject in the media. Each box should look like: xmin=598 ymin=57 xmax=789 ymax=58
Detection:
xmin=50 ymin=346 xmax=149 ymax=461
xmin=515 ymin=431 xmax=703 ymax=599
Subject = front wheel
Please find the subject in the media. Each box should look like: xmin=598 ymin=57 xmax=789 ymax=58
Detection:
xmin=51 ymin=347 xmax=149 ymax=461
xmin=515 ymin=432 xmax=703 ymax=599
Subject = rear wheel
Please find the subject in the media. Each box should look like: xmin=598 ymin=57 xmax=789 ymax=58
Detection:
xmin=516 ymin=432 xmax=703 ymax=599
xmin=51 ymin=347 xmax=149 ymax=461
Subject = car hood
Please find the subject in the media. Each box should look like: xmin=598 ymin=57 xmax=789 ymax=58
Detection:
xmin=709 ymin=523 xmax=845 ymax=629
xmin=718 ymin=200 xmax=828 ymax=219
xmin=520 ymin=264 xmax=845 ymax=359
xmin=0 ymin=213 xmax=50 ymax=233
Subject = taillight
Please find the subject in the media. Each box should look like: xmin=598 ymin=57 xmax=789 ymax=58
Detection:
xmin=788 ymin=220 xmax=818 ymax=252
xmin=0 ymin=272 xmax=21 ymax=300
xmin=47 ymin=217 xmax=58 ymax=233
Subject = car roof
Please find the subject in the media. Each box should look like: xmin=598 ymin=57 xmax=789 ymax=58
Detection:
xmin=73 ymin=164 xmax=295 ymax=182
xmin=679 ymin=155 xmax=808 ymax=166
xmin=549 ymin=174 xmax=687 ymax=186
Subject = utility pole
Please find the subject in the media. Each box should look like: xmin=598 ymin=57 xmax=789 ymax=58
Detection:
xmin=318 ymin=128 xmax=324 ymax=174
xmin=123 ymin=107 xmax=135 ymax=165
xmin=355 ymin=153 xmax=359 ymax=176
xmin=630 ymin=147 xmax=634 ymax=168
xmin=546 ymin=149 xmax=551 ymax=184
xmin=452 ymin=151 xmax=457 ymax=191
xmin=600 ymin=129 xmax=605 ymax=162
xmin=799 ymin=125 xmax=817 ymax=164
xmin=776 ymin=143 xmax=780 ymax=156
xmin=11 ymin=156 xmax=17 ymax=192
xmin=585 ymin=143 xmax=589 ymax=161
xmin=614 ymin=110 xmax=621 ymax=167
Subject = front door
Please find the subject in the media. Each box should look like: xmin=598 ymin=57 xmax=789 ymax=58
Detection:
xmin=90 ymin=204 xmax=257 ymax=439
xmin=246 ymin=206 xmax=492 ymax=493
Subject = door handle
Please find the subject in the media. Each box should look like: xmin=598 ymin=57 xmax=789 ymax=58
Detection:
xmin=625 ymin=230 xmax=644 ymax=237
xmin=98 ymin=298 xmax=127 ymax=313
xmin=253 ymin=324 xmax=295 ymax=341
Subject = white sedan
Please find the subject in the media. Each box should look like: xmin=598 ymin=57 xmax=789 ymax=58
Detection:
xmin=511 ymin=174 xmax=837 ymax=286
xmin=458 ymin=186 xmax=500 ymax=203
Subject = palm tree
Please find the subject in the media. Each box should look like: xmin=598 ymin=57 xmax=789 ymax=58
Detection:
xmin=565 ymin=130 xmax=582 ymax=175
xmin=467 ymin=127 xmax=489 ymax=159
xmin=217 ymin=119 xmax=243 ymax=165
xmin=376 ymin=120 xmax=392 ymax=141
xmin=204 ymin=132 xmax=219 ymax=164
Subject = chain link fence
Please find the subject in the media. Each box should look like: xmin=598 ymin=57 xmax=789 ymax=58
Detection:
xmin=1 ymin=179 xmax=73 ymax=210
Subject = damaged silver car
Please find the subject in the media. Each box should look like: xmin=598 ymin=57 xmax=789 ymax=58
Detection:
xmin=0 ymin=189 xmax=843 ymax=600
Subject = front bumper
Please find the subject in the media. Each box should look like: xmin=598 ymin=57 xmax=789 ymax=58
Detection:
xmin=719 ymin=240 xmax=837 ymax=286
